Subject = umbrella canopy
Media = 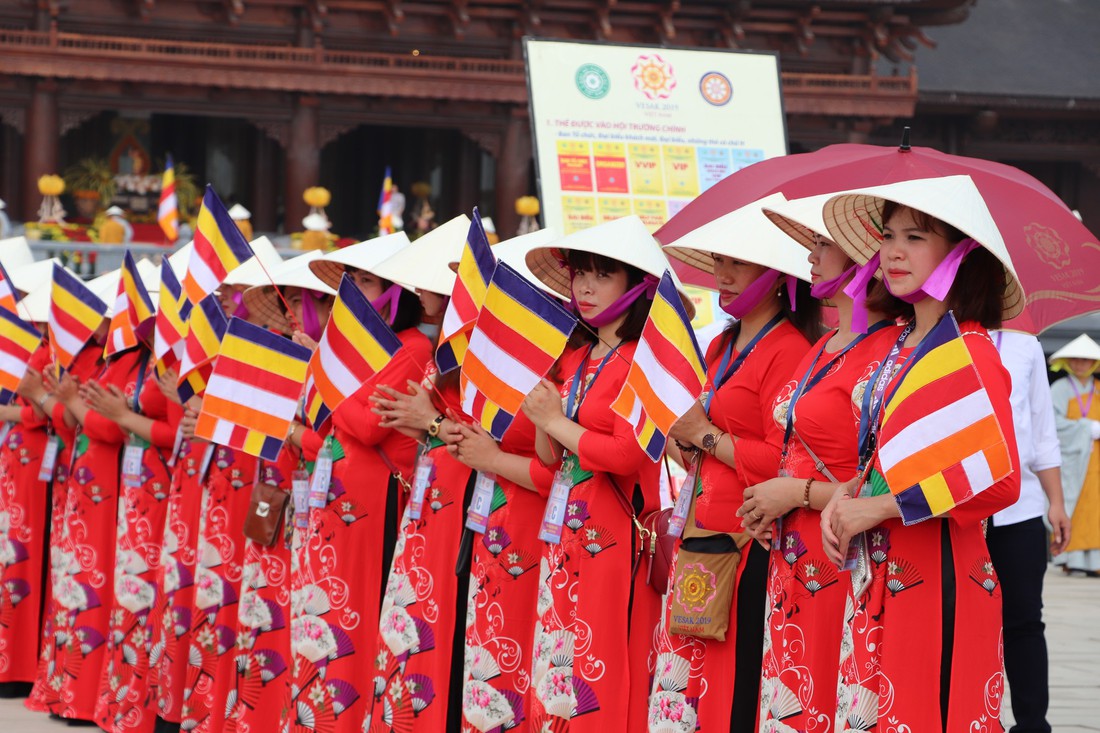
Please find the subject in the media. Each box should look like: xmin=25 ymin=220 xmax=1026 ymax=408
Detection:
xmin=656 ymin=130 xmax=1099 ymax=333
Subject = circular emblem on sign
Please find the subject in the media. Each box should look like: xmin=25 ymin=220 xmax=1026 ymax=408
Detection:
xmin=575 ymin=64 xmax=610 ymax=99
xmin=631 ymin=54 xmax=677 ymax=100
xmin=699 ymin=71 xmax=732 ymax=106
xmin=1025 ymin=222 xmax=1071 ymax=268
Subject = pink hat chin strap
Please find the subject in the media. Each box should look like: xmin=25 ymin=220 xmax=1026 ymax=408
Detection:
xmin=721 ymin=268 xmax=798 ymax=319
xmin=370 ymin=283 xmax=403 ymax=326
xmin=570 ymin=273 xmax=658 ymax=327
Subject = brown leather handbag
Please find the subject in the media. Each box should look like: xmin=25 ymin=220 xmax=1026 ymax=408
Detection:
xmin=243 ymin=481 xmax=290 ymax=547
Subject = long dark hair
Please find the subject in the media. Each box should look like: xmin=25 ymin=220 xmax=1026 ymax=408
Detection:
xmin=386 ymin=280 xmax=423 ymax=333
xmin=880 ymin=202 xmax=1004 ymax=329
xmin=565 ymin=250 xmax=651 ymax=343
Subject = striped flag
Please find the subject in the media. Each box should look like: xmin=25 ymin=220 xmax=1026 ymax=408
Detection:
xmin=48 ymin=263 xmax=108 ymax=370
xmin=182 ymin=185 xmax=254 ymax=306
xmin=0 ymin=306 xmax=41 ymax=401
xmin=460 ymin=261 xmax=577 ymax=440
xmin=158 ymin=154 xmax=179 ymax=243
xmin=154 ymin=260 xmax=187 ymax=376
xmin=304 ymin=274 xmax=404 ymax=430
xmin=0 ymin=259 xmax=21 ymax=315
xmin=436 ymin=209 xmax=494 ymax=373
xmin=195 ymin=317 xmax=312 ymax=461
xmin=176 ymin=294 xmax=228 ymax=403
xmin=104 ymin=250 xmax=156 ymax=358
xmin=876 ymin=312 xmax=1012 ymax=525
xmin=377 ymin=166 xmax=394 ymax=236
xmin=611 ymin=271 xmax=706 ymax=462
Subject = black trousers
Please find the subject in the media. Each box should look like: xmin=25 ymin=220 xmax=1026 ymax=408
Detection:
xmin=986 ymin=516 xmax=1051 ymax=733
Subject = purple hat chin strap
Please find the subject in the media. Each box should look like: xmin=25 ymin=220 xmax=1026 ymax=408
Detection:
xmin=842 ymin=253 xmax=881 ymax=334
xmin=884 ymin=237 xmax=980 ymax=304
xmin=810 ymin=264 xmax=857 ymax=300
xmin=300 ymin=290 xmax=324 ymax=341
xmin=231 ymin=290 xmax=250 ymax=320
xmin=721 ymin=268 xmax=798 ymax=319
xmin=371 ymin=283 xmax=403 ymax=326
xmin=571 ymin=274 xmax=659 ymax=327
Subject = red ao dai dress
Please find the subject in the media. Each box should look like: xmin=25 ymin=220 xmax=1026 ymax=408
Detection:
xmin=529 ymin=342 xmax=662 ymax=733
xmin=46 ymin=348 xmax=144 ymax=721
xmin=26 ymin=342 xmax=103 ymax=712
xmin=835 ymin=324 xmax=1019 ymax=732
xmin=647 ymin=321 xmax=810 ymax=733
xmin=459 ymin=409 xmax=554 ymax=733
xmin=95 ymin=352 xmax=182 ymax=733
xmin=758 ymin=324 xmax=902 ymax=730
xmin=290 ymin=329 xmax=432 ymax=733
xmin=0 ymin=344 xmax=53 ymax=683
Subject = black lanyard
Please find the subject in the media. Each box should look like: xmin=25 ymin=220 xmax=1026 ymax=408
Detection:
xmin=565 ymin=343 xmax=621 ymax=421
xmin=783 ymin=320 xmax=891 ymax=451
xmin=856 ymin=321 xmax=917 ymax=465
xmin=130 ymin=350 xmax=151 ymax=418
xmin=704 ymin=312 xmax=784 ymax=414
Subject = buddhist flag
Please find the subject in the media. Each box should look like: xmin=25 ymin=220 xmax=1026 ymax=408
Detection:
xmin=611 ymin=271 xmax=706 ymax=462
xmin=48 ymin=263 xmax=107 ymax=370
xmin=158 ymin=154 xmax=179 ymax=243
xmin=377 ymin=166 xmax=394 ymax=236
xmin=177 ymin=294 xmax=228 ymax=403
xmin=0 ymin=260 xmax=21 ymax=315
xmin=460 ymin=261 xmax=577 ymax=440
xmin=876 ymin=312 xmax=1012 ymax=525
xmin=105 ymin=250 xmax=156 ymax=358
xmin=182 ymin=185 xmax=254 ymax=306
xmin=304 ymin=274 xmax=404 ymax=430
xmin=436 ymin=209 xmax=494 ymax=373
xmin=154 ymin=260 xmax=187 ymax=376
xmin=195 ymin=317 xmax=311 ymax=461
xmin=0 ymin=307 xmax=41 ymax=401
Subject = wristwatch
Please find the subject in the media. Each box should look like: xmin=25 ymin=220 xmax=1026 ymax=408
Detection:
xmin=701 ymin=431 xmax=723 ymax=455
xmin=427 ymin=414 xmax=445 ymax=438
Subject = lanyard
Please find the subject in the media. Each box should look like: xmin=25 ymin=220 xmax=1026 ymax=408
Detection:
xmin=130 ymin=351 xmax=151 ymax=418
xmin=857 ymin=322 xmax=914 ymax=464
xmin=565 ymin=343 xmax=621 ymax=421
xmin=704 ymin=312 xmax=784 ymax=414
xmin=783 ymin=320 xmax=891 ymax=451
xmin=1068 ymin=376 xmax=1096 ymax=417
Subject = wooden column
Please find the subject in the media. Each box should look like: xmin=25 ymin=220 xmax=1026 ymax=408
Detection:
xmin=285 ymin=96 xmax=320 ymax=233
xmin=495 ymin=107 xmax=531 ymax=239
xmin=22 ymin=79 xmax=58 ymax=221
xmin=252 ymin=133 xmax=278 ymax=234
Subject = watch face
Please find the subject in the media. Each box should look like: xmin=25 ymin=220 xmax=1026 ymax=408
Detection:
xmin=702 ymin=433 xmax=716 ymax=450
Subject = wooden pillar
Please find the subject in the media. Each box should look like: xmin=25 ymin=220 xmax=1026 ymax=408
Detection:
xmin=285 ymin=96 xmax=320 ymax=233
xmin=495 ymin=107 xmax=531 ymax=239
xmin=455 ymin=135 xmax=480 ymax=220
xmin=22 ymin=79 xmax=58 ymax=222
xmin=252 ymin=133 xmax=278 ymax=234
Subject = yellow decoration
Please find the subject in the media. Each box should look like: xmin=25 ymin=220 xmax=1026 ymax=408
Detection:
xmin=410 ymin=181 xmax=432 ymax=199
xmin=38 ymin=174 xmax=65 ymax=197
xmin=515 ymin=196 xmax=540 ymax=217
xmin=303 ymin=187 xmax=331 ymax=208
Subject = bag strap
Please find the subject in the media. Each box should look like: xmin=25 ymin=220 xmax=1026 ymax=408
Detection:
xmin=375 ymin=444 xmax=411 ymax=492
xmin=793 ymin=428 xmax=840 ymax=483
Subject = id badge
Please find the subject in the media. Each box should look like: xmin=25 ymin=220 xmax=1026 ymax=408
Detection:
xmin=465 ymin=471 xmax=496 ymax=533
xmin=122 ymin=440 xmax=146 ymax=487
xmin=667 ymin=461 xmax=698 ymax=539
xmin=308 ymin=450 xmax=333 ymax=509
xmin=538 ymin=469 xmax=573 ymax=544
xmin=408 ymin=452 xmax=434 ymax=521
xmin=291 ymin=468 xmax=310 ymax=530
xmin=38 ymin=435 xmax=61 ymax=482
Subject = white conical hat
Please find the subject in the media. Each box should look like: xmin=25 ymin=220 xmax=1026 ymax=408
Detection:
xmin=366 ymin=215 xmax=471 ymax=296
xmin=0 ymin=236 xmax=35 ymax=272
xmin=486 ymin=228 xmax=562 ymax=299
xmin=222 ymin=236 xmax=283 ymax=288
xmin=243 ymin=251 xmax=336 ymax=334
xmin=821 ymin=175 xmax=1024 ymax=320
xmin=309 ymin=231 xmax=412 ymax=291
xmin=526 ymin=215 xmax=694 ymax=317
xmin=762 ymin=193 xmax=836 ymax=251
xmin=1050 ymin=334 xmax=1100 ymax=363
xmin=302 ymin=213 xmax=329 ymax=231
xmin=105 ymin=206 xmax=125 ymax=217
xmin=167 ymin=241 xmax=194 ymax=280
xmin=16 ymin=264 xmax=77 ymax=323
xmin=663 ymin=193 xmax=811 ymax=288
xmin=228 ymin=204 xmax=251 ymax=221
xmin=86 ymin=268 xmax=121 ymax=317
xmin=9 ymin=257 xmax=62 ymax=295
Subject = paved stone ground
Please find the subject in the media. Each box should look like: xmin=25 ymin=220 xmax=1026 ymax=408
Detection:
xmin=1 ymin=567 xmax=1098 ymax=731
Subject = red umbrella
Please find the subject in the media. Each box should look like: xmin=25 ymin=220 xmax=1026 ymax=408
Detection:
xmin=656 ymin=130 xmax=1100 ymax=333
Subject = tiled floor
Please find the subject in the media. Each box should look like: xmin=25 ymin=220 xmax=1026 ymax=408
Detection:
xmin=1 ymin=566 xmax=1098 ymax=731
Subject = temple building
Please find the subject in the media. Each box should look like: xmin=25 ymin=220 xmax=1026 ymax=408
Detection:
xmin=0 ymin=0 xmax=1096 ymax=239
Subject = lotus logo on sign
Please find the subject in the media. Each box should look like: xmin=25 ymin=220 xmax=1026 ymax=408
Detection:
xmin=631 ymin=54 xmax=676 ymax=100
xmin=699 ymin=71 xmax=733 ymax=106
xmin=575 ymin=64 xmax=610 ymax=99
